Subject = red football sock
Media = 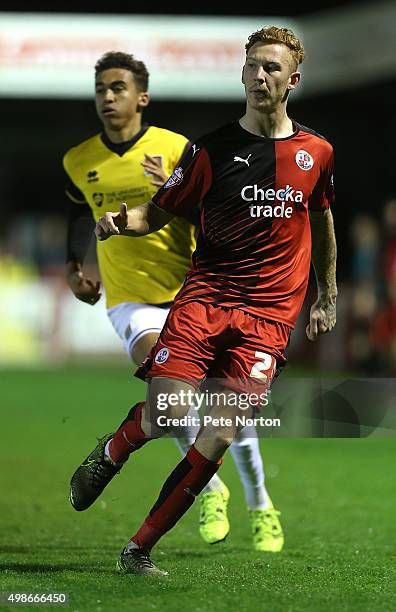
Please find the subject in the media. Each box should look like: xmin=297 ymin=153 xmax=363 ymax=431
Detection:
xmin=108 ymin=402 xmax=149 ymax=463
xmin=130 ymin=445 xmax=222 ymax=551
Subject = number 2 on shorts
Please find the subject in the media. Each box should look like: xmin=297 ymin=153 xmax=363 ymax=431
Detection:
xmin=249 ymin=351 xmax=276 ymax=382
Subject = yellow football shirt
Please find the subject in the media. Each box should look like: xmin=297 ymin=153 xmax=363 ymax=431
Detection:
xmin=63 ymin=126 xmax=195 ymax=307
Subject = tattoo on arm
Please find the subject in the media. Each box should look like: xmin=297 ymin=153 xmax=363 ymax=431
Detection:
xmin=309 ymin=209 xmax=337 ymax=299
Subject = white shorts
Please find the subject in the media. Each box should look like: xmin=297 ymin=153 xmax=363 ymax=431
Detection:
xmin=107 ymin=302 xmax=170 ymax=358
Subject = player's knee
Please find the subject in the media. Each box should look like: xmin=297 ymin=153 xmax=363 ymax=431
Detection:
xmin=144 ymin=400 xmax=190 ymax=425
xmin=166 ymin=403 xmax=190 ymax=420
xmin=210 ymin=430 xmax=234 ymax=453
xmin=148 ymin=378 xmax=196 ymax=422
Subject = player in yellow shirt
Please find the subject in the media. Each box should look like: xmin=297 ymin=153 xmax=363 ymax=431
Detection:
xmin=65 ymin=51 xmax=283 ymax=552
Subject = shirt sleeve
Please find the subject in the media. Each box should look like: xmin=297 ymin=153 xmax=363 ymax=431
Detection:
xmin=63 ymin=169 xmax=93 ymax=263
xmin=308 ymin=147 xmax=335 ymax=212
xmin=170 ymin=139 xmax=191 ymax=172
xmin=66 ymin=201 xmax=95 ymax=264
xmin=152 ymin=143 xmax=212 ymax=222
xmin=64 ymin=172 xmax=88 ymax=205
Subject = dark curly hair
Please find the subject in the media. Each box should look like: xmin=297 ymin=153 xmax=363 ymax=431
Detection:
xmin=95 ymin=51 xmax=149 ymax=91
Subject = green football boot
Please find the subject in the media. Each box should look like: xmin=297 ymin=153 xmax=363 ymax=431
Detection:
xmin=199 ymin=483 xmax=230 ymax=544
xmin=249 ymin=499 xmax=284 ymax=552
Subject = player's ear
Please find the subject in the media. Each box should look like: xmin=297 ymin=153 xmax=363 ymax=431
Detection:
xmin=138 ymin=91 xmax=150 ymax=108
xmin=241 ymin=65 xmax=246 ymax=85
xmin=287 ymin=71 xmax=301 ymax=91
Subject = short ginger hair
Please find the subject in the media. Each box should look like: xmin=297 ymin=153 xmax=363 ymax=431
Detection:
xmin=245 ymin=26 xmax=305 ymax=70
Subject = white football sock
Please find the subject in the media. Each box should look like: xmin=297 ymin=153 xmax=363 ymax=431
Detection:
xmin=125 ymin=540 xmax=140 ymax=552
xmin=104 ymin=439 xmax=113 ymax=462
xmin=230 ymin=428 xmax=270 ymax=510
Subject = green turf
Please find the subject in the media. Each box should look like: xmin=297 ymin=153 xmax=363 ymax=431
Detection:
xmin=0 ymin=365 xmax=395 ymax=611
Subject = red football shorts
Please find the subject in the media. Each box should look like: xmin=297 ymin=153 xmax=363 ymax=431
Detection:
xmin=135 ymin=301 xmax=291 ymax=395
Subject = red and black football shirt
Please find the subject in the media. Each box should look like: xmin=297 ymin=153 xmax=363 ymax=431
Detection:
xmin=152 ymin=120 xmax=335 ymax=328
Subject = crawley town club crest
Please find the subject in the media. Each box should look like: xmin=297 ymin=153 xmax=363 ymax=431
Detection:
xmin=155 ymin=347 xmax=170 ymax=364
xmin=295 ymin=150 xmax=314 ymax=171
xmin=164 ymin=167 xmax=183 ymax=188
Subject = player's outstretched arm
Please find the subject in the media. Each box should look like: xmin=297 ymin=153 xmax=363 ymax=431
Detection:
xmin=95 ymin=201 xmax=174 ymax=241
xmin=307 ymin=209 xmax=337 ymax=341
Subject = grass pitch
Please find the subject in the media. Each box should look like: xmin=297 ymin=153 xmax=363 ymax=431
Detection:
xmin=0 ymin=365 xmax=395 ymax=611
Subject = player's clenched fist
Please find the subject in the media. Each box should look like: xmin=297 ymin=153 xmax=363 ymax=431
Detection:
xmin=306 ymin=296 xmax=337 ymax=341
xmin=95 ymin=202 xmax=128 ymax=241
